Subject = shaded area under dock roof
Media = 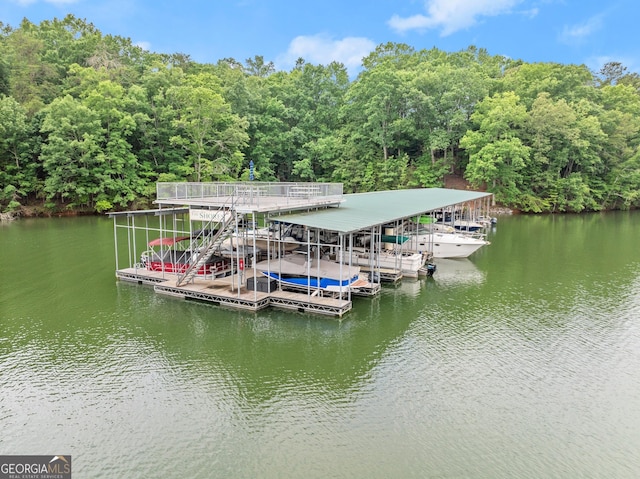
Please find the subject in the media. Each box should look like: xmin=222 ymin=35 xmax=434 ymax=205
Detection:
xmin=270 ymin=188 xmax=493 ymax=234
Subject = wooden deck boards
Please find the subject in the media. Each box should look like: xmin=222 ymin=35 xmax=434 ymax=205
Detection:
xmin=116 ymin=267 xmax=354 ymax=316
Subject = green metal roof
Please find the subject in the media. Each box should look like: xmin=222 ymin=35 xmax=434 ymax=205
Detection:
xmin=270 ymin=188 xmax=492 ymax=234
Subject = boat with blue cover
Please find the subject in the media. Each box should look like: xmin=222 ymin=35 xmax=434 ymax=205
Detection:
xmin=253 ymin=252 xmax=367 ymax=293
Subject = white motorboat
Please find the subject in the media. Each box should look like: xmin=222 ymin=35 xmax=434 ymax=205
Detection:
xmin=403 ymin=228 xmax=489 ymax=258
xmin=339 ymin=247 xmax=427 ymax=278
xmin=442 ymin=219 xmax=486 ymax=232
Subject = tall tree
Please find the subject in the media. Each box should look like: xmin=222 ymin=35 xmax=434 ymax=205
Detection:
xmin=83 ymin=79 xmax=147 ymax=207
xmin=3 ymin=24 xmax=58 ymax=114
xmin=0 ymin=95 xmax=30 ymax=209
xmin=40 ymin=95 xmax=103 ymax=208
xmin=501 ymin=62 xmax=594 ymax=108
xmin=597 ymin=61 xmax=628 ymax=87
xmin=597 ymin=84 xmax=640 ymax=208
xmin=244 ymin=55 xmax=275 ymax=77
xmin=167 ymin=73 xmax=249 ymax=181
xmin=461 ymin=92 xmax=530 ymax=204
xmin=134 ymin=63 xmax=185 ymax=182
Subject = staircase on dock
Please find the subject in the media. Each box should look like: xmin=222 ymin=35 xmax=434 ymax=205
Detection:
xmin=176 ymin=212 xmax=235 ymax=287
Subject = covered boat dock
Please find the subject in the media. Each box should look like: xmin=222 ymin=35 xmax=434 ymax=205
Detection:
xmin=110 ymin=182 xmax=492 ymax=317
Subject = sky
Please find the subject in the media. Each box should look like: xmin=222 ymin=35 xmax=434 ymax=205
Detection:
xmin=1 ymin=0 xmax=639 ymax=77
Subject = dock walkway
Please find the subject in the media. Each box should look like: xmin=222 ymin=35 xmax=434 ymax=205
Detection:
xmin=116 ymin=267 xmax=359 ymax=317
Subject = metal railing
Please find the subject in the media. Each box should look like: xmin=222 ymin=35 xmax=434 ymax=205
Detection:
xmin=157 ymin=182 xmax=343 ymax=205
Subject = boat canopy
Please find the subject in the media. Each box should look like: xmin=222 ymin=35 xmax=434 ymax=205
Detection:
xmin=381 ymin=234 xmax=409 ymax=244
xmin=148 ymin=235 xmax=191 ymax=247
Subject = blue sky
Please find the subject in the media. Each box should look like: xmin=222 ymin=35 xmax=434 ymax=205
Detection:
xmin=1 ymin=0 xmax=638 ymax=77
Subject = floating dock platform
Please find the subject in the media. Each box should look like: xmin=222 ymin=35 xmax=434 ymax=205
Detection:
xmin=116 ymin=267 xmax=380 ymax=317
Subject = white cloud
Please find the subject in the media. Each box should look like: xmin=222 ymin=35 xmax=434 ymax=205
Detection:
xmin=277 ymin=34 xmax=376 ymax=75
xmin=388 ymin=0 xmax=523 ymax=36
xmin=560 ymin=14 xmax=603 ymax=44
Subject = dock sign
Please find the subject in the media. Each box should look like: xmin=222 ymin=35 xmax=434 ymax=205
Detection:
xmin=190 ymin=209 xmax=231 ymax=223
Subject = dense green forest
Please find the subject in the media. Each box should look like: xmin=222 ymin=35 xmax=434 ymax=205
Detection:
xmin=1 ymin=15 xmax=640 ymax=215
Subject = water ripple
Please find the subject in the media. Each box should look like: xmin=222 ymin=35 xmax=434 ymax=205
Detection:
xmin=3 ymin=215 xmax=640 ymax=477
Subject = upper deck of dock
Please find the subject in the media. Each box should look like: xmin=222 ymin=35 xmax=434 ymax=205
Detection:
xmin=154 ymin=182 xmax=344 ymax=213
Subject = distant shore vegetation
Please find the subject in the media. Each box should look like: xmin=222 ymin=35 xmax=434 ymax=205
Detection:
xmin=1 ymin=15 xmax=640 ymax=216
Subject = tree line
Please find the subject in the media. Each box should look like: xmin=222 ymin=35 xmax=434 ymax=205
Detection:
xmin=1 ymin=15 xmax=639 ymax=214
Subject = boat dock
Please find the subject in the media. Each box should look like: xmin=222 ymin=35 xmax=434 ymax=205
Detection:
xmin=110 ymin=182 xmax=493 ymax=317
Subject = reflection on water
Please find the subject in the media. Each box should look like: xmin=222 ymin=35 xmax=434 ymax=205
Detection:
xmin=432 ymin=257 xmax=486 ymax=287
xmin=2 ymin=213 xmax=640 ymax=477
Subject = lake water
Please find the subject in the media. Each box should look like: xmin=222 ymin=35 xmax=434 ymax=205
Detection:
xmin=1 ymin=212 xmax=640 ymax=478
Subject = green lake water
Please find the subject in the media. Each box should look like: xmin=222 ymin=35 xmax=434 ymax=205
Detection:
xmin=1 ymin=212 xmax=640 ymax=478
